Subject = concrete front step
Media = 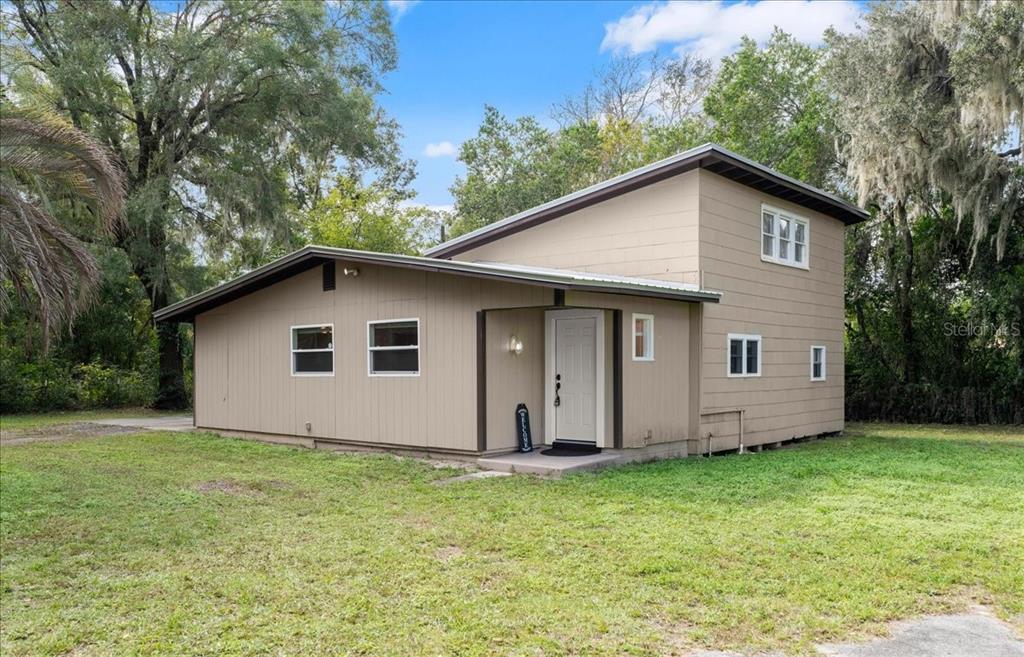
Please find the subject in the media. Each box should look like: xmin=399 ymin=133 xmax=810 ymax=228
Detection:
xmin=476 ymin=450 xmax=623 ymax=477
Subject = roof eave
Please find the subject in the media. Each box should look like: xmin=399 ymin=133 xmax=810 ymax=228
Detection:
xmin=424 ymin=143 xmax=868 ymax=259
xmin=154 ymin=247 xmax=719 ymax=323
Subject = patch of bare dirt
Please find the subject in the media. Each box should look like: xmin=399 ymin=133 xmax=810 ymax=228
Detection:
xmin=435 ymin=545 xmax=464 ymax=562
xmin=647 ymin=616 xmax=696 ymax=656
xmin=192 ymin=479 xmax=259 ymax=496
xmin=0 ymin=422 xmax=137 ymax=446
xmin=401 ymin=513 xmax=434 ymax=530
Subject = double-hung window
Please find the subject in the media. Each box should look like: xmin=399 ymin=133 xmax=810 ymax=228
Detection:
xmin=762 ymin=205 xmax=808 ymax=268
xmin=810 ymin=345 xmax=827 ymax=381
xmin=727 ymin=334 xmax=761 ymax=377
xmin=632 ymin=314 xmax=654 ymax=361
xmin=368 ymin=319 xmax=420 ymax=376
xmin=291 ymin=324 xmax=334 ymax=376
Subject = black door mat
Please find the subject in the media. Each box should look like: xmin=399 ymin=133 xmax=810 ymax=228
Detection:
xmin=540 ymin=442 xmax=602 ymax=457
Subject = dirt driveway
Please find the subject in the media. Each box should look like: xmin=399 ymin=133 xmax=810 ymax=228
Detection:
xmin=0 ymin=415 xmax=193 ymax=446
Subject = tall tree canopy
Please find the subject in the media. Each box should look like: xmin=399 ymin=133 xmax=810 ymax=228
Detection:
xmin=826 ymin=0 xmax=1023 ymax=389
xmin=826 ymin=0 xmax=1023 ymax=260
xmin=301 ymin=176 xmax=440 ymax=255
xmin=449 ymin=54 xmax=714 ymax=238
xmin=704 ymin=30 xmax=838 ymax=189
xmin=2 ymin=0 xmax=408 ymax=407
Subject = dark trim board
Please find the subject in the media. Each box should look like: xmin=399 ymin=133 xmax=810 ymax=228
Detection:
xmin=612 ymin=309 xmax=623 ymax=449
xmin=554 ymin=289 xmax=565 ymax=306
xmin=476 ymin=311 xmax=487 ymax=452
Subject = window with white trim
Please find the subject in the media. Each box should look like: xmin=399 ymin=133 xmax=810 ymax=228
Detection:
xmin=368 ymin=319 xmax=419 ymax=376
xmin=761 ymin=205 xmax=808 ymax=268
xmin=727 ymin=334 xmax=761 ymax=377
xmin=632 ymin=314 xmax=654 ymax=361
xmin=291 ymin=325 xmax=333 ymax=376
xmin=810 ymin=345 xmax=826 ymax=381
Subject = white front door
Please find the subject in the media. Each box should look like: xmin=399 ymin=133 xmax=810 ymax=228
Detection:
xmin=553 ymin=315 xmax=598 ymax=443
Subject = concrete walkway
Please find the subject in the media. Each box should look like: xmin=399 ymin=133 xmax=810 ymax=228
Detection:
xmin=690 ymin=608 xmax=1023 ymax=657
xmin=817 ymin=608 xmax=1024 ymax=657
xmin=92 ymin=416 xmax=194 ymax=432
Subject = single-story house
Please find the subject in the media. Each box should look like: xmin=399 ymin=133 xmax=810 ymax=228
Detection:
xmin=156 ymin=143 xmax=868 ymax=461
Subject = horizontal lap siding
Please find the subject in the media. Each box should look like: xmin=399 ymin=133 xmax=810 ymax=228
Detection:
xmin=194 ymin=265 xmax=548 ymax=452
xmin=455 ymin=173 xmax=701 ymax=285
xmin=698 ymin=170 xmax=846 ymax=447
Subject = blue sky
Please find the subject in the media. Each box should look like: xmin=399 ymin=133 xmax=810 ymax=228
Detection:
xmin=380 ymin=1 xmax=863 ymax=209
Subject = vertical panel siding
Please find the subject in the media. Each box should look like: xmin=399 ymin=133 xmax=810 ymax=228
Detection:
xmin=566 ymin=292 xmax=693 ymax=447
xmin=455 ymin=172 xmax=701 ymax=285
xmin=485 ymin=309 xmax=546 ymax=451
xmin=697 ymin=170 xmax=845 ymax=449
xmin=194 ymin=265 xmax=548 ymax=452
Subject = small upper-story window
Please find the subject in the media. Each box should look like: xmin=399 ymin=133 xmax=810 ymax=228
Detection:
xmin=632 ymin=314 xmax=654 ymax=361
xmin=292 ymin=324 xmax=333 ymax=376
xmin=810 ymin=345 xmax=827 ymax=381
xmin=762 ymin=205 xmax=808 ymax=269
xmin=727 ymin=334 xmax=761 ymax=377
xmin=368 ymin=319 xmax=420 ymax=376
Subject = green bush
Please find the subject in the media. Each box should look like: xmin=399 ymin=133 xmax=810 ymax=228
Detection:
xmin=75 ymin=363 xmax=156 ymax=408
xmin=0 ymin=354 xmax=157 ymax=414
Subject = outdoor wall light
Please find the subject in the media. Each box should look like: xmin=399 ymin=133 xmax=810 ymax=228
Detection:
xmin=508 ymin=335 xmax=524 ymax=356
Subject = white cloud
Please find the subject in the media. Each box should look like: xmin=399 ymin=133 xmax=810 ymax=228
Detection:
xmin=399 ymin=200 xmax=455 ymax=214
xmin=602 ymin=0 xmax=862 ymax=62
xmin=423 ymin=141 xmax=457 ymax=158
xmin=387 ymin=0 xmax=420 ymax=19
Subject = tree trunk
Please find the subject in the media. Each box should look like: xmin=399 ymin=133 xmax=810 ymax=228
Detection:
xmin=145 ymin=278 xmax=188 ymax=409
xmin=128 ymin=216 xmax=189 ymax=410
xmin=895 ymin=203 xmax=917 ymax=383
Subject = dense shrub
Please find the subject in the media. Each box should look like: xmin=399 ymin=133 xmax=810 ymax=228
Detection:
xmin=76 ymin=363 xmax=156 ymax=408
xmin=0 ymin=351 xmax=157 ymax=413
xmin=1 ymin=247 xmax=166 ymax=414
xmin=846 ymin=382 xmax=1023 ymax=425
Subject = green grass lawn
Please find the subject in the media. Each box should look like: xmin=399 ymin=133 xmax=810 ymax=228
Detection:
xmin=1 ymin=423 xmax=1022 ymax=656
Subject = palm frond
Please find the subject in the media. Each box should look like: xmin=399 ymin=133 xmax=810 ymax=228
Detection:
xmin=0 ymin=113 xmax=125 ymax=348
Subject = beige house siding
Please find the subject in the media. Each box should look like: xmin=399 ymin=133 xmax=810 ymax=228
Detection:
xmin=194 ymin=263 xmax=548 ymax=453
xmin=192 ymin=163 xmax=847 ymax=456
xmin=446 ymin=167 xmax=846 ymax=452
xmin=455 ymin=172 xmax=701 ymax=285
xmin=696 ymin=170 xmax=845 ymax=450
xmin=566 ymin=291 xmax=693 ymax=448
xmin=484 ymin=308 xmax=546 ymax=451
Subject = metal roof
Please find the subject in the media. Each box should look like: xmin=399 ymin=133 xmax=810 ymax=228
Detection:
xmin=424 ymin=143 xmax=869 ymax=258
xmin=155 ymin=245 xmax=721 ymax=323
